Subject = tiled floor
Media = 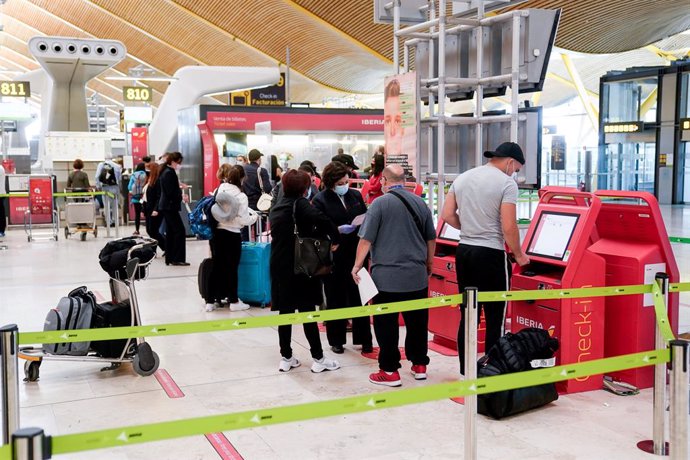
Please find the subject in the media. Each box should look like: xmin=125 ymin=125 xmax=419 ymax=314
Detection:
xmin=0 ymin=205 xmax=688 ymax=459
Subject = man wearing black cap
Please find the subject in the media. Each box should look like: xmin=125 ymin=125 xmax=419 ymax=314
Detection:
xmin=440 ymin=141 xmax=530 ymax=375
xmin=332 ymin=152 xmax=359 ymax=179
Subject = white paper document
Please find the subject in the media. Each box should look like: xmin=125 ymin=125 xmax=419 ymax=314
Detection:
xmin=357 ymin=268 xmax=379 ymax=305
xmin=351 ymin=214 xmax=366 ymax=227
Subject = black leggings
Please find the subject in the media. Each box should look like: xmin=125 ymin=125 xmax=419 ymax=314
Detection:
xmin=207 ymin=230 xmax=242 ymax=303
xmin=278 ymin=303 xmax=324 ymax=361
xmin=132 ymin=202 xmax=142 ymax=232
xmin=455 ymin=244 xmax=511 ymax=374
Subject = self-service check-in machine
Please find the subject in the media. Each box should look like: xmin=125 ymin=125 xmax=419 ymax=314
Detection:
xmin=512 ymin=187 xmax=679 ymax=393
xmin=511 ymin=189 xmax=606 ymax=393
xmin=589 ymin=190 xmax=679 ymax=388
xmin=428 ymin=220 xmax=488 ymax=353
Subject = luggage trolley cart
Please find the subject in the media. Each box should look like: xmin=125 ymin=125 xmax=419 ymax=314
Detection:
xmin=19 ymin=238 xmax=161 ymax=381
xmin=63 ymin=188 xmax=98 ymax=241
xmin=24 ymin=175 xmax=59 ymax=242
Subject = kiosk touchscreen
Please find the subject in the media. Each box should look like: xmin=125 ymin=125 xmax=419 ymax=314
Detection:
xmin=511 ymin=190 xmax=606 ymax=393
xmin=526 ymin=212 xmax=579 ymax=261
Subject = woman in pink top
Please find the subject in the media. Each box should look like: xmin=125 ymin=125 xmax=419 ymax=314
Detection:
xmin=366 ymin=153 xmax=385 ymax=204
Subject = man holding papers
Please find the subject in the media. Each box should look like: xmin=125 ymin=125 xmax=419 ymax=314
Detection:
xmin=352 ymin=165 xmax=436 ymax=387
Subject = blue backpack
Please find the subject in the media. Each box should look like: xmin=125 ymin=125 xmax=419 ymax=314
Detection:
xmin=189 ymin=195 xmax=217 ymax=240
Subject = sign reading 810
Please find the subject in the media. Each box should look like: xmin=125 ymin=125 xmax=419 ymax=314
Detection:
xmin=123 ymin=86 xmax=152 ymax=102
xmin=0 ymin=81 xmax=30 ymax=97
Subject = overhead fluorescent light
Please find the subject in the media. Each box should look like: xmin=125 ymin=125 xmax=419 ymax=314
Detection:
xmin=105 ymin=76 xmax=177 ymax=82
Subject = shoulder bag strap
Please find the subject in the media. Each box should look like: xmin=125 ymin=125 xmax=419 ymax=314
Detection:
xmin=292 ymin=198 xmax=301 ymax=236
xmin=256 ymin=166 xmax=265 ymax=191
xmin=389 ymin=190 xmax=424 ymax=238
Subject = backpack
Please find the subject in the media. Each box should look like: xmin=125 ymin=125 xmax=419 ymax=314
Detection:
xmin=129 ymin=171 xmax=146 ymax=199
xmin=189 ymin=194 xmax=218 ymax=240
xmin=99 ymin=162 xmax=117 ymax=186
xmin=42 ymin=286 xmax=97 ymax=355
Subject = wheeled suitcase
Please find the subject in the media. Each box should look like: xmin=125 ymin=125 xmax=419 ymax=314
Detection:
xmin=198 ymin=257 xmax=214 ymax=300
xmin=238 ymin=218 xmax=271 ymax=306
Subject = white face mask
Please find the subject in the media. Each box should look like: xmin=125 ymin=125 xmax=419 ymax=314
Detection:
xmin=334 ymin=184 xmax=349 ymax=196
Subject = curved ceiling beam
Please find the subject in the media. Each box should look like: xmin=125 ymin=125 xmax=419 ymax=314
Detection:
xmin=282 ymin=0 xmax=392 ymax=65
xmin=163 ymin=0 xmax=356 ymax=95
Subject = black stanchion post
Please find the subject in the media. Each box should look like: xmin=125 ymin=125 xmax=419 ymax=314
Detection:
xmin=669 ymin=339 xmax=689 ymax=460
xmin=12 ymin=427 xmax=51 ymax=460
xmin=638 ymin=272 xmax=670 ymax=455
xmin=463 ymin=286 xmax=478 ymax=460
xmin=1 ymin=324 xmax=20 ymax=446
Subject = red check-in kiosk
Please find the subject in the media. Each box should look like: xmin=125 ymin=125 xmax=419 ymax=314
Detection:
xmin=428 ymin=220 xmax=488 ymax=353
xmin=588 ymin=190 xmax=679 ymax=388
xmin=511 ymin=189 xmax=606 ymax=393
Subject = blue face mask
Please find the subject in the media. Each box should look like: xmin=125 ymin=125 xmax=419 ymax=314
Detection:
xmin=306 ymin=187 xmax=312 ymax=199
xmin=334 ymin=184 xmax=349 ymax=196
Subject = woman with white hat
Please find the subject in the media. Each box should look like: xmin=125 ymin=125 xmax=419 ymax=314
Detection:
xmin=206 ymin=164 xmax=258 ymax=312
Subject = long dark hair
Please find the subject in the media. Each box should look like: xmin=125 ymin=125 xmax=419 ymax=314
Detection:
xmin=270 ymin=155 xmax=281 ymax=182
xmin=371 ymin=153 xmax=385 ymax=176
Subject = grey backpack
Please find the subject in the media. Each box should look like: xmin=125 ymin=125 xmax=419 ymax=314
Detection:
xmin=42 ymin=287 xmax=96 ymax=355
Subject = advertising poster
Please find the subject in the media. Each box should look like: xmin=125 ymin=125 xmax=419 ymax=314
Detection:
xmin=198 ymin=121 xmax=219 ymax=196
xmin=384 ymin=72 xmax=417 ymax=179
xmin=131 ymin=127 xmax=148 ymax=166
xmin=28 ymin=175 xmax=53 ymax=224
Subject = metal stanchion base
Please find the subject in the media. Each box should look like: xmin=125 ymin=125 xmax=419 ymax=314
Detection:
xmin=636 ymin=440 xmax=669 ymax=455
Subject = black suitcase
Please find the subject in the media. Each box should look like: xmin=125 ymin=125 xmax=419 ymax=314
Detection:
xmin=198 ymin=258 xmax=213 ymax=300
xmin=91 ymin=300 xmax=135 ymax=358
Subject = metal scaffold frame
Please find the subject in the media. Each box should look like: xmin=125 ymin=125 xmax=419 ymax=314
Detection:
xmin=391 ymin=0 xmax=529 ymax=216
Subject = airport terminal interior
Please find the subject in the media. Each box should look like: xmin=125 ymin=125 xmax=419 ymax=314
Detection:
xmin=1 ymin=0 xmax=690 ymax=459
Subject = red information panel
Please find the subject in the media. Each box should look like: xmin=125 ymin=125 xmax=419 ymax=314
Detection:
xmin=131 ymin=127 xmax=148 ymax=165
xmin=28 ymin=176 xmax=53 ymax=224
xmin=198 ymin=121 xmax=219 ymax=196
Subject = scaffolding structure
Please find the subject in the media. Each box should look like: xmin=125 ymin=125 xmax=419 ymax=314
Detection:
xmin=381 ymin=0 xmax=558 ymax=215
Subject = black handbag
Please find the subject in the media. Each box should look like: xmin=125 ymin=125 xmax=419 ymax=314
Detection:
xmin=292 ymin=199 xmax=333 ymax=277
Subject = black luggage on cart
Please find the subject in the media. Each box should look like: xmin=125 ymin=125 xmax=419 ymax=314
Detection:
xmin=91 ymin=300 xmax=134 ymax=358
xmin=98 ymin=237 xmax=157 ymax=280
xmin=198 ymin=258 xmax=213 ymax=300
xmin=477 ymin=328 xmax=559 ymax=419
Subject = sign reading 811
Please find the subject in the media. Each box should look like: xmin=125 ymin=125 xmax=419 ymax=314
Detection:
xmin=0 ymin=81 xmax=30 ymax=98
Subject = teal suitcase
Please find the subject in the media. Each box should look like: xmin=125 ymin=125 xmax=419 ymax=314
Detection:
xmin=237 ymin=241 xmax=271 ymax=306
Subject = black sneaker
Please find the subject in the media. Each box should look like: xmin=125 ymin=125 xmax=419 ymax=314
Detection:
xmin=331 ymin=345 xmax=345 ymax=354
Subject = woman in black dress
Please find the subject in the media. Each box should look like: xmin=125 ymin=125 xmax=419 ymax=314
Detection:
xmin=143 ymin=162 xmax=165 ymax=253
xmin=269 ymin=169 xmax=341 ymax=373
xmin=158 ymin=152 xmax=188 ymax=266
xmin=313 ymin=162 xmax=373 ymax=354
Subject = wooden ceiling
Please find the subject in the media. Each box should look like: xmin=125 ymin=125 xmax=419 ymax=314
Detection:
xmin=0 ymin=0 xmax=688 ymax=112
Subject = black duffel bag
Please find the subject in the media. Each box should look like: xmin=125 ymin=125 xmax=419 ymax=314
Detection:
xmin=98 ymin=237 xmax=157 ymax=280
xmin=477 ymin=328 xmax=559 ymax=419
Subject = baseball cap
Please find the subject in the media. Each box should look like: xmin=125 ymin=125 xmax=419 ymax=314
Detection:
xmin=331 ymin=153 xmax=359 ymax=170
xmin=483 ymin=142 xmax=525 ymax=165
xmin=248 ymin=149 xmax=263 ymax=162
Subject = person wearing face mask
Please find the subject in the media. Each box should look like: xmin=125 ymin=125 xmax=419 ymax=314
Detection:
xmin=440 ymin=141 xmax=530 ymax=376
xmin=313 ymin=162 xmax=373 ymax=355
xmin=158 ymin=151 xmax=190 ymax=266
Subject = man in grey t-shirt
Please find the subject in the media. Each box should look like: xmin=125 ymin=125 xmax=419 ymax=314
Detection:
xmin=441 ymin=142 xmax=530 ymax=374
xmin=353 ymin=164 xmax=436 ymax=387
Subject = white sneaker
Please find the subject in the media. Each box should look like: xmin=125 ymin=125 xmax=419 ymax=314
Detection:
xmin=205 ymin=303 xmax=218 ymax=312
xmin=279 ymin=356 xmax=301 ymax=372
xmin=311 ymin=356 xmax=341 ymax=373
xmin=229 ymin=300 xmax=250 ymax=311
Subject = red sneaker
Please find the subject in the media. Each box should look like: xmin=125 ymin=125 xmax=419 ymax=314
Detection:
xmin=411 ymin=365 xmax=427 ymax=380
xmin=369 ymin=370 xmax=402 ymax=387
